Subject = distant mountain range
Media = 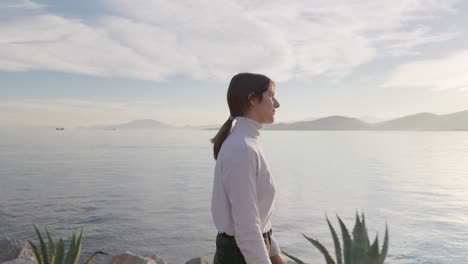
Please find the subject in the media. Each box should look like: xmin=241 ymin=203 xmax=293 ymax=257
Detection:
xmin=372 ymin=110 xmax=468 ymax=130
xmin=86 ymin=110 xmax=468 ymax=131
xmin=266 ymin=116 xmax=370 ymax=130
xmin=97 ymin=119 xmax=174 ymax=130
xmin=265 ymin=110 xmax=468 ymax=131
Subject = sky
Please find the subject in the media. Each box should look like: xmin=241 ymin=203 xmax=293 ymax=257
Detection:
xmin=1 ymin=0 xmax=468 ymax=127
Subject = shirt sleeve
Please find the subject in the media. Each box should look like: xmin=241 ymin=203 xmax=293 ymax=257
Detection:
xmin=222 ymin=146 xmax=271 ymax=264
xmin=269 ymin=233 xmax=280 ymax=257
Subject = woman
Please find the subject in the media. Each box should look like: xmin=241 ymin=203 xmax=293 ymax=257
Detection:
xmin=211 ymin=73 xmax=286 ymax=264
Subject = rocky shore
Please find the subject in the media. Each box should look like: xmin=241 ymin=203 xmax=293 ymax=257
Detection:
xmin=0 ymin=237 xmax=209 ymax=264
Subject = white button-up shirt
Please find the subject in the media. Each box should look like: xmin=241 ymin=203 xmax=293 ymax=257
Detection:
xmin=211 ymin=116 xmax=280 ymax=264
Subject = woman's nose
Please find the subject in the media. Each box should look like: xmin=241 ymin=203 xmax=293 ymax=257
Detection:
xmin=274 ymin=98 xmax=280 ymax=108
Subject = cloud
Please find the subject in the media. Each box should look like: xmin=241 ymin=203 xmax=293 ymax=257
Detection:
xmin=372 ymin=26 xmax=457 ymax=56
xmin=0 ymin=0 xmax=460 ymax=81
xmin=382 ymin=50 xmax=468 ymax=91
xmin=0 ymin=15 xmax=166 ymax=79
xmin=0 ymin=0 xmax=42 ymax=9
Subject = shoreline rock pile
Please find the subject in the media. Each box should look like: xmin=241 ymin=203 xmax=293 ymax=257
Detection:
xmin=0 ymin=238 xmax=209 ymax=264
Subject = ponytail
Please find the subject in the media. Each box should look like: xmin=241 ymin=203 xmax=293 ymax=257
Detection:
xmin=211 ymin=117 xmax=234 ymax=160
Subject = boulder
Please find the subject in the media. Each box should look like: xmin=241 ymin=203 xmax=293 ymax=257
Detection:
xmin=146 ymin=254 xmax=167 ymax=264
xmin=185 ymin=256 xmax=209 ymax=264
xmin=96 ymin=252 xmax=161 ymax=264
xmin=0 ymin=238 xmax=34 ymax=263
xmin=2 ymin=256 xmax=36 ymax=264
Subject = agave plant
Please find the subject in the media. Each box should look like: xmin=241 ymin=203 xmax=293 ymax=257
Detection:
xmin=29 ymin=224 xmax=107 ymax=264
xmin=282 ymin=213 xmax=389 ymax=264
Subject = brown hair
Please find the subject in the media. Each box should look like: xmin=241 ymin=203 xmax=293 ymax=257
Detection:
xmin=210 ymin=72 xmax=273 ymax=160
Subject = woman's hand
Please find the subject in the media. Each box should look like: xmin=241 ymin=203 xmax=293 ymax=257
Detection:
xmin=270 ymin=253 xmax=287 ymax=264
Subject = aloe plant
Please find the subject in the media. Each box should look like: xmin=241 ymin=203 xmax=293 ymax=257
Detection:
xmin=282 ymin=213 xmax=389 ymax=264
xmin=29 ymin=224 xmax=107 ymax=264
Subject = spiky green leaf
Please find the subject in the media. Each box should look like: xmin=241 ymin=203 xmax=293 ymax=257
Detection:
xmin=281 ymin=250 xmax=306 ymax=264
xmin=56 ymin=238 xmax=65 ymax=264
xmin=361 ymin=213 xmax=370 ymax=248
xmin=337 ymin=216 xmax=352 ymax=264
xmin=303 ymin=233 xmax=336 ymax=264
xmin=351 ymin=213 xmax=369 ymax=264
xmin=72 ymin=230 xmax=84 ymax=264
xmin=368 ymin=235 xmax=380 ymax=263
xmin=379 ymin=226 xmax=389 ymax=264
xmin=28 ymin=241 xmax=43 ymax=264
xmin=33 ymin=225 xmax=50 ymax=264
xmin=64 ymin=232 xmax=77 ymax=264
xmin=327 ymin=217 xmax=342 ymax=264
xmin=46 ymin=229 xmax=55 ymax=263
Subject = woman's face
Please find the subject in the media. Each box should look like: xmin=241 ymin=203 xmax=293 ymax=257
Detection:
xmin=251 ymin=85 xmax=280 ymax=124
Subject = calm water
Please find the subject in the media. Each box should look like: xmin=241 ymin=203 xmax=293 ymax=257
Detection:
xmin=1 ymin=129 xmax=467 ymax=264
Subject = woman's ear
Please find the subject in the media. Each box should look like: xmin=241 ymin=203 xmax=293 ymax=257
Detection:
xmin=248 ymin=96 xmax=259 ymax=109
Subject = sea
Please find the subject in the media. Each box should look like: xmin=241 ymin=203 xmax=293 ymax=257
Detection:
xmin=1 ymin=128 xmax=467 ymax=264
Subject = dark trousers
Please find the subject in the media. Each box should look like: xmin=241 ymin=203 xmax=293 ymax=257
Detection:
xmin=213 ymin=232 xmax=271 ymax=264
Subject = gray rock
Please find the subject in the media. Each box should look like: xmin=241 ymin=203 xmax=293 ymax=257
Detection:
xmin=2 ymin=256 xmax=36 ymax=264
xmin=185 ymin=256 xmax=209 ymax=264
xmin=91 ymin=252 xmax=168 ymax=264
xmin=0 ymin=238 xmax=34 ymax=263
xmin=95 ymin=252 xmax=159 ymax=264
xmin=146 ymin=254 xmax=167 ymax=264
xmin=91 ymin=253 xmax=113 ymax=264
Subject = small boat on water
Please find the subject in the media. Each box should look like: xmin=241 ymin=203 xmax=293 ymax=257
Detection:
xmin=56 ymin=127 xmax=65 ymax=130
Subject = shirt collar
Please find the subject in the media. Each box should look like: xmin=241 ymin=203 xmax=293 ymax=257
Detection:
xmin=232 ymin=116 xmax=263 ymax=137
